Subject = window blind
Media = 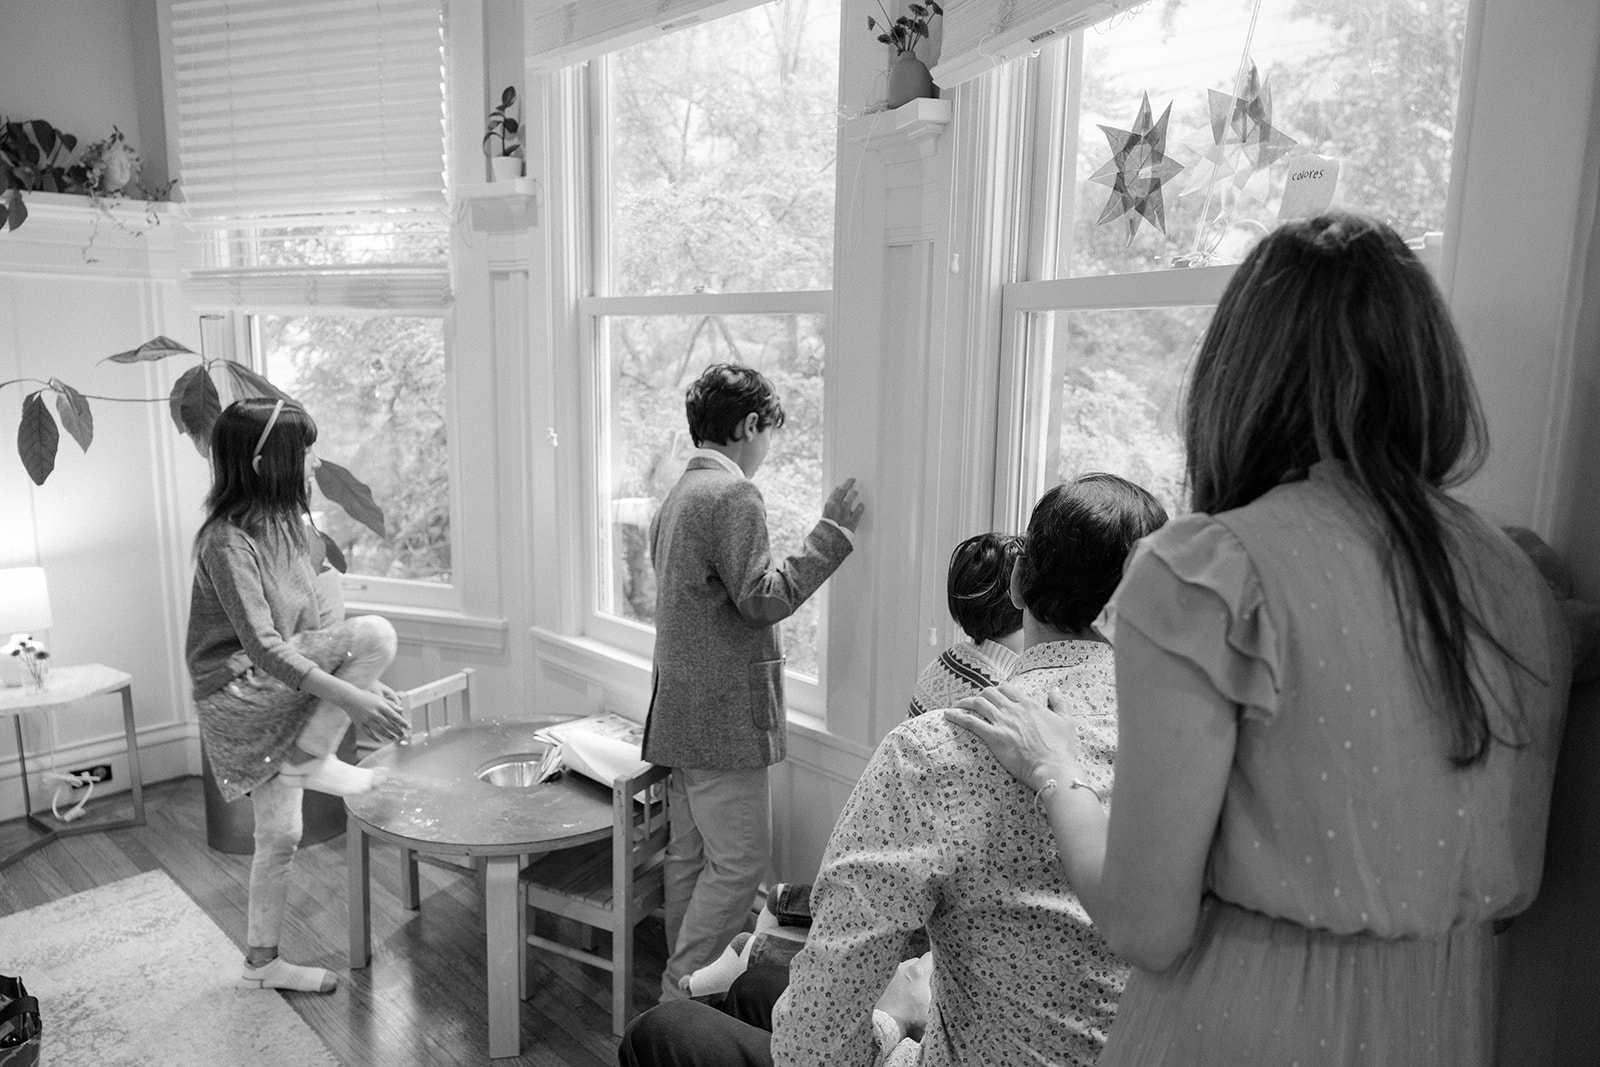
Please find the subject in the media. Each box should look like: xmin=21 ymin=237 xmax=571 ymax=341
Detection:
xmin=931 ymin=0 xmax=1138 ymax=88
xmin=169 ymin=0 xmax=449 ymax=309
xmin=526 ymin=0 xmax=770 ymax=69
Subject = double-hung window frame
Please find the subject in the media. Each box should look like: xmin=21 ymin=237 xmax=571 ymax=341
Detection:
xmin=538 ymin=39 xmax=838 ymax=720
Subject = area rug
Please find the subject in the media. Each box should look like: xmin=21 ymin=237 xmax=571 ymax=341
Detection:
xmin=0 ymin=869 xmax=341 ymax=1067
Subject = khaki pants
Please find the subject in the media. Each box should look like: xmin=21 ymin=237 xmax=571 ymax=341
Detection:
xmin=660 ymin=765 xmax=772 ymax=1000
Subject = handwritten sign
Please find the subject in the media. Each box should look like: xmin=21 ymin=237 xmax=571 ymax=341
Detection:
xmin=1278 ymin=154 xmax=1340 ymax=220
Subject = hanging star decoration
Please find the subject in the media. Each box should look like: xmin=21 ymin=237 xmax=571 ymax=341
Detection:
xmin=1209 ymin=60 xmax=1299 ymax=172
xmin=1089 ymin=93 xmax=1186 ymax=244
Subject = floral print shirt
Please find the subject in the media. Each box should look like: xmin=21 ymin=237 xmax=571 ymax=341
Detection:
xmin=771 ymin=640 xmax=1127 ymax=1067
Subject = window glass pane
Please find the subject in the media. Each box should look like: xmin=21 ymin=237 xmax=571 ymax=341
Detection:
xmin=1063 ymin=0 xmax=1468 ymax=276
xmin=598 ymin=312 xmax=827 ymax=678
xmin=255 ymin=315 xmax=452 ymax=584
xmin=604 ymin=0 xmax=840 ymax=295
xmin=1026 ymin=307 xmax=1211 ymax=516
xmin=207 ymin=222 xmax=446 ymax=270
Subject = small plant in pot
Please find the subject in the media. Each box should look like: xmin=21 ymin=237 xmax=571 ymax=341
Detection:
xmin=483 ymin=85 xmax=523 ymax=181
xmin=868 ymin=2 xmax=943 ymax=109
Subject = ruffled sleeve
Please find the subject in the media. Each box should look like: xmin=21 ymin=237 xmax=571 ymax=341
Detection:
xmin=1110 ymin=513 xmax=1282 ymax=721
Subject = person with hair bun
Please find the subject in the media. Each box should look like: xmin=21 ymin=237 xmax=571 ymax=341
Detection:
xmin=950 ymin=212 xmax=1570 ymax=1065
xmin=186 ymin=397 xmax=412 ymax=994
xmin=907 ymin=532 xmax=1025 ymax=718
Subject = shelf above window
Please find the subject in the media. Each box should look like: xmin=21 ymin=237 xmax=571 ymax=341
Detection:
xmin=844 ymin=97 xmax=954 ymax=161
xmin=451 ymin=178 xmax=540 ymax=233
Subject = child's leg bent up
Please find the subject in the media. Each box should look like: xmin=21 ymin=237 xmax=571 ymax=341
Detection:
xmin=294 ymin=615 xmax=399 ymax=757
xmin=282 ymin=616 xmax=399 ymax=796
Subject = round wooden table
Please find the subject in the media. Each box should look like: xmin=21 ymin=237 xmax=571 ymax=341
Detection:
xmin=344 ymin=719 xmax=614 ymax=1060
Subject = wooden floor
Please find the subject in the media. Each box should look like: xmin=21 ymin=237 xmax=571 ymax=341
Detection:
xmin=0 ymin=776 xmax=668 ymax=1066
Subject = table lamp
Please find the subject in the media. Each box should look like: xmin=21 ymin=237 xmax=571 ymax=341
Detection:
xmin=0 ymin=566 xmax=53 ymax=689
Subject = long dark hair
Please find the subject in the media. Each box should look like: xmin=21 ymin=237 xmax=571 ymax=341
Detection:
xmin=196 ymin=397 xmax=318 ymax=555
xmin=1183 ymin=211 xmax=1508 ymax=766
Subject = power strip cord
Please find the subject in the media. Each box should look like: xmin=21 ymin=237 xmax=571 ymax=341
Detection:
xmin=44 ymin=770 xmax=96 ymax=823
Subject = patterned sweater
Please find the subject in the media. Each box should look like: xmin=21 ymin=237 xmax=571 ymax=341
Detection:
xmin=906 ymin=639 xmax=1020 ymax=718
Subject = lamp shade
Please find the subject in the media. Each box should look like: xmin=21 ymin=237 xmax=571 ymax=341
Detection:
xmin=0 ymin=567 xmax=53 ymax=634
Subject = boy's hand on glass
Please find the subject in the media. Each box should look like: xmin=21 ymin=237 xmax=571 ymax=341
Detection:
xmin=824 ymin=476 xmax=865 ymax=532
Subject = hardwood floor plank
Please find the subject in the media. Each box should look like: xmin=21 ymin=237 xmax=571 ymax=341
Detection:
xmin=0 ymin=776 xmax=671 ymax=1066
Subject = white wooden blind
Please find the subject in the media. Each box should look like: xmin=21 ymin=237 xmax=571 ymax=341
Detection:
xmin=527 ymin=0 xmax=770 ymax=69
xmin=932 ymin=0 xmax=1138 ymax=88
xmin=169 ymin=0 xmax=449 ymax=309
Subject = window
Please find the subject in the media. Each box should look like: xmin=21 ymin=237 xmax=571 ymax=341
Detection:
xmin=252 ymin=313 xmax=451 ymax=589
xmin=574 ymin=0 xmax=842 ymax=681
xmin=166 ymin=0 xmax=455 ymax=608
xmin=999 ymin=0 xmax=1471 ymax=523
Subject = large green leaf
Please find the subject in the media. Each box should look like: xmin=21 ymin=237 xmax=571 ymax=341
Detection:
xmin=318 ymin=530 xmax=348 ymax=574
xmin=17 ymin=392 xmax=59 ymax=485
xmin=170 ymin=365 xmax=221 ymax=454
xmin=3 ymin=191 xmax=26 ymax=232
xmin=105 ymin=335 xmax=199 ymax=364
xmin=315 ymin=460 xmax=386 ymax=538
xmin=53 ymin=382 xmax=94 ymax=452
xmin=220 ymin=360 xmax=293 ymax=402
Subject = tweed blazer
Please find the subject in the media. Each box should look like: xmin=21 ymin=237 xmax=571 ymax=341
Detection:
xmin=643 ymin=456 xmax=853 ymax=769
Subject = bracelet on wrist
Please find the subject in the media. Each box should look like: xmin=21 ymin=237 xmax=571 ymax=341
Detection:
xmin=1035 ymin=775 xmax=1105 ymax=814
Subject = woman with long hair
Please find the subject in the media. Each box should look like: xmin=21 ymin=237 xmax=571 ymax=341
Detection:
xmin=949 ymin=212 xmax=1570 ymax=1064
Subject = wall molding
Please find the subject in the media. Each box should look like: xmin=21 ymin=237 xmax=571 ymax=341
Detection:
xmin=0 ymin=192 xmax=180 ymax=279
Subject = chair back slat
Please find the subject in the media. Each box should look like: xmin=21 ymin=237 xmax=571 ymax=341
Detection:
xmin=398 ymin=668 xmax=474 ymax=735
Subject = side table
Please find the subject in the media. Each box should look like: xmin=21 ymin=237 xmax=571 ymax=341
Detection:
xmin=0 ymin=663 xmax=145 ymax=870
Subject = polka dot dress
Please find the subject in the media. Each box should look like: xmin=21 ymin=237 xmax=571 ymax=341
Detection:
xmin=1096 ymin=461 xmax=1569 ymax=1066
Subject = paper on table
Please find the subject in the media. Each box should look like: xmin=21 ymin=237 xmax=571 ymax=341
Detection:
xmin=557 ymin=730 xmax=651 ymax=788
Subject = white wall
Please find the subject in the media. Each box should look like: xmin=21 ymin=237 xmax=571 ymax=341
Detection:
xmin=0 ymin=0 xmax=157 ymax=169
xmin=0 ymin=197 xmax=196 ymax=814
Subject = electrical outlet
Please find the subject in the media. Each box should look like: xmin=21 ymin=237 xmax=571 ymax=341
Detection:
xmin=69 ymin=764 xmax=112 ymax=784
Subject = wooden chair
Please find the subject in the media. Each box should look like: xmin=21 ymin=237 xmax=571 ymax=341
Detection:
xmin=389 ymin=669 xmax=477 ymax=909
xmin=520 ymin=761 xmax=671 ymax=1036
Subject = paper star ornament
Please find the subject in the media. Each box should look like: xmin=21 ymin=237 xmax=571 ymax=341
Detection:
xmin=1208 ymin=61 xmax=1299 ymax=171
xmin=1089 ymin=93 xmax=1186 ymax=244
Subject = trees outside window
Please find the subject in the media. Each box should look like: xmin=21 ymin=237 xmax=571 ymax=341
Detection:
xmin=583 ymin=0 xmax=841 ymax=678
xmin=1007 ymin=0 xmax=1469 ymax=520
xmin=254 ymin=313 xmax=451 ymax=586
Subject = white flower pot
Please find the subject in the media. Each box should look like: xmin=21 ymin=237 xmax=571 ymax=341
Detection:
xmin=489 ymin=155 xmax=524 ymax=182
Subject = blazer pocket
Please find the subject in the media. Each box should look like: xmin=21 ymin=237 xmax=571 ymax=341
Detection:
xmin=748 ymin=658 xmax=786 ymax=730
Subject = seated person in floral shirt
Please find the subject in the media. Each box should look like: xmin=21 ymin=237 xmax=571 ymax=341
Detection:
xmin=770 ymin=472 xmax=1164 ymax=1067
xmin=907 ymin=531 xmax=1024 ymax=718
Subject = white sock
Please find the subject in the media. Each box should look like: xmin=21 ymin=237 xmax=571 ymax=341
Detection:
xmin=241 ymin=956 xmax=337 ymax=993
xmin=682 ymin=931 xmax=753 ymax=997
xmin=281 ymin=754 xmax=384 ymax=797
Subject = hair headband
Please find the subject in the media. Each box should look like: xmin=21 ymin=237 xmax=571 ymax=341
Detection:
xmin=250 ymin=399 xmax=286 ymax=474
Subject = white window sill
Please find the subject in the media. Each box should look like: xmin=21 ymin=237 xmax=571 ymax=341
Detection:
xmin=347 ymin=601 xmax=508 ymax=653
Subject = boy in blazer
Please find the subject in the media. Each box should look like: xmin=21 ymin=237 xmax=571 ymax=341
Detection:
xmin=645 ymin=362 xmax=865 ymax=1001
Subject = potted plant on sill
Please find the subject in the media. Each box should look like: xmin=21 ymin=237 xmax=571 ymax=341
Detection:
xmin=1 ymin=118 xmax=175 ymax=259
xmin=483 ymin=85 xmax=523 ymax=181
xmin=869 ymin=2 xmax=943 ymax=109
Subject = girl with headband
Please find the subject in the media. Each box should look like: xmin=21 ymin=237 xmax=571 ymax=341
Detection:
xmin=186 ymin=396 xmax=411 ymax=993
